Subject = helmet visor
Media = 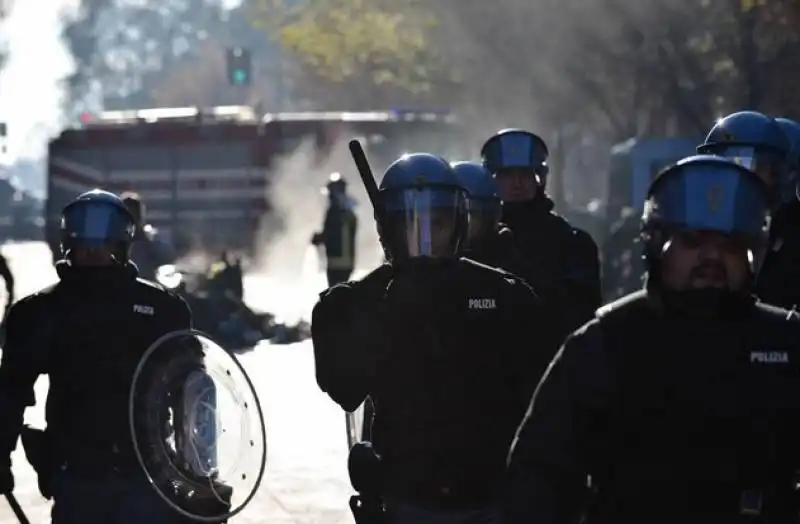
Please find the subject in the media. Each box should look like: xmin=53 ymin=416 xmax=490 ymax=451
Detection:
xmin=707 ymin=145 xmax=786 ymax=187
xmin=61 ymin=201 xmax=135 ymax=247
xmin=382 ymin=187 xmax=467 ymax=259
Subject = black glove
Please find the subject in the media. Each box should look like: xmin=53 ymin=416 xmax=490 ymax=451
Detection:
xmin=0 ymin=459 xmax=14 ymax=495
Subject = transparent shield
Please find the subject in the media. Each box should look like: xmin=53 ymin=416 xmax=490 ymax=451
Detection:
xmin=128 ymin=329 xmax=267 ymax=522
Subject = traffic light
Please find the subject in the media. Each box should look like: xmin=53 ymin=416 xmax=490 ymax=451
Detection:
xmin=226 ymin=47 xmax=252 ymax=86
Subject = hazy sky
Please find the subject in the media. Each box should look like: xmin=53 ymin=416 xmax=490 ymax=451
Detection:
xmin=0 ymin=0 xmax=78 ymax=163
xmin=0 ymin=0 xmax=240 ymax=167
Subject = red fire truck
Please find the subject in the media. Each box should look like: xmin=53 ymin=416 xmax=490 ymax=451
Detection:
xmin=46 ymin=106 xmax=464 ymax=259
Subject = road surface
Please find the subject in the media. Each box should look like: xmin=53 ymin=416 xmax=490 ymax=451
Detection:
xmin=0 ymin=242 xmax=355 ymax=524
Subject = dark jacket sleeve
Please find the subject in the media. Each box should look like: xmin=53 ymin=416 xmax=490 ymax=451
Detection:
xmin=504 ymin=320 xmax=613 ymax=524
xmin=0 ymin=297 xmax=50 ymax=457
xmin=311 ymin=266 xmax=392 ymax=412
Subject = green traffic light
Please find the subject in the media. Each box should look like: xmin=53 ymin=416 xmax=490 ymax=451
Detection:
xmin=232 ymin=69 xmax=249 ymax=85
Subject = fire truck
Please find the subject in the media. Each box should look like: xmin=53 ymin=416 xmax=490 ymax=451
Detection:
xmin=46 ymin=105 xmax=465 ymax=259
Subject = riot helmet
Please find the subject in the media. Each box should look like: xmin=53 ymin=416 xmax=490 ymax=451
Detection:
xmin=641 ymin=155 xmax=770 ymax=302
xmin=480 ymin=129 xmax=549 ymax=200
xmin=378 ymin=153 xmax=468 ymax=262
xmin=451 ymin=161 xmax=501 ymax=249
xmin=697 ymin=111 xmax=791 ymax=206
xmin=60 ymin=189 xmax=136 ymax=266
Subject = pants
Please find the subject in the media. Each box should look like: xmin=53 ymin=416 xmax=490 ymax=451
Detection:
xmin=327 ymin=268 xmax=354 ymax=288
xmin=386 ymin=502 xmax=502 ymax=524
xmin=50 ymin=470 xmax=180 ymax=524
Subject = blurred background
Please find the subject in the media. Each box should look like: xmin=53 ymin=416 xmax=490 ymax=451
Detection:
xmin=0 ymin=0 xmax=795 ymax=264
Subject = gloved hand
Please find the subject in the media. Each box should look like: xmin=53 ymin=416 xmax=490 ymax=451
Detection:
xmin=0 ymin=459 xmax=14 ymax=495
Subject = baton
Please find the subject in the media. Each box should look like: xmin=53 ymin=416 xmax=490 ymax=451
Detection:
xmin=348 ymin=140 xmax=387 ymax=233
xmin=5 ymin=493 xmax=30 ymax=524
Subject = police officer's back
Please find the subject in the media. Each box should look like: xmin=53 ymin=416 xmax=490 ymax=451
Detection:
xmin=312 ymin=154 xmax=555 ymax=523
xmin=0 ymin=189 xmax=192 ymax=523
xmin=505 ymin=156 xmax=800 ymax=524
xmin=481 ymin=129 xmax=601 ymax=338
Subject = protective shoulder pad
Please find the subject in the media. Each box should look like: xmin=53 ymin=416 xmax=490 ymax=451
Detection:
xmin=596 ymin=289 xmax=649 ymax=321
xmin=750 ymin=300 xmax=800 ymax=349
xmin=496 ymin=223 xmax=514 ymax=239
xmin=4 ymin=283 xmax=61 ymax=329
xmin=459 ymin=256 xmax=511 ymax=276
xmin=572 ymin=226 xmax=598 ymax=246
xmin=357 ymin=263 xmax=393 ymax=287
xmin=12 ymin=284 xmax=58 ymax=310
xmin=319 ymin=281 xmax=353 ymax=301
xmin=544 ymin=210 xmax=575 ymax=234
xmin=134 ymin=277 xmax=186 ymax=306
xmin=136 ymin=276 xmax=168 ymax=292
xmin=459 ymin=256 xmax=531 ymax=290
xmin=753 ymin=300 xmax=800 ymax=325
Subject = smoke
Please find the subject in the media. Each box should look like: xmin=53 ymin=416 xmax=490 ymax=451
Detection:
xmin=253 ymin=132 xmax=382 ymax=280
xmin=0 ymin=0 xmax=78 ymax=168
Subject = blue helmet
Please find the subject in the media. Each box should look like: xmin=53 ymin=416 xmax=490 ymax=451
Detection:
xmin=480 ymin=129 xmax=549 ymax=188
xmin=642 ymin=155 xmax=769 ymax=271
xmin=451 ymin=161 xmax=501 ymax=248
xmin=697 ymin=111 xmax=791 ymax=205
xmin=451 ymin=161 xmax=498 ymax=202
xmin=378 ymin=153 xmax=468 ymax=261
xmin=774 ymin=116 xmax=800 ymax=202
xmin=60 ymin=189 xmax=136 ymax=262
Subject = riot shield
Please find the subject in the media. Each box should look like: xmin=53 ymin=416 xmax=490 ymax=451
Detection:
xmin=128 ymin=329 xmax=266 ymax=522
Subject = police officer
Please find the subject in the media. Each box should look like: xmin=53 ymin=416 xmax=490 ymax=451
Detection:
xmin=754 ymin=117 xmax=800 ymax=309
xmin=311 ymin=172 xmax=358 ymax=287
xmin=505 ymin=155 xmax=800 ymax=524
xmin=0 ymin=190 xmax=195 ymax=523
xmin=312 ymin=153 xmax=556 ymax=524
xmin=697 ymin=111 xmax=792 ymax=207
xmin=481 ymin=129 xmax=601 ymax=338
xmin=121 ymin=191 xmax=177 ymax=281
xmin=450 ymin=161 xmax=515 ymax=268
